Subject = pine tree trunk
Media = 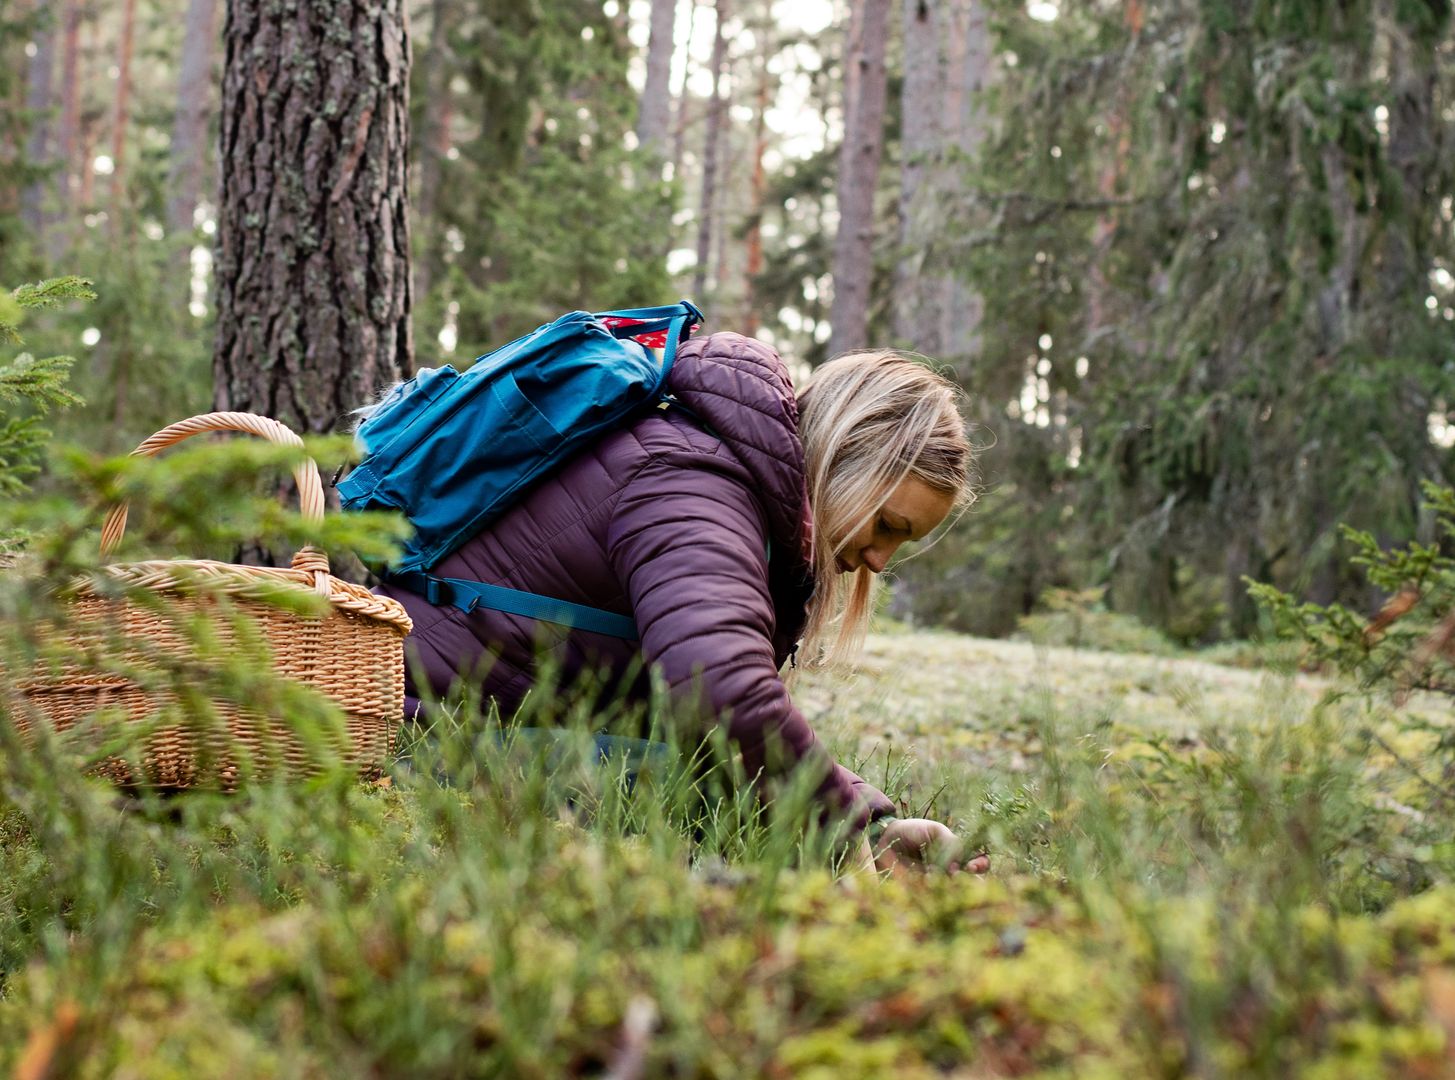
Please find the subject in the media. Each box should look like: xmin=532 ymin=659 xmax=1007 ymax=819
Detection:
xmin=840 ymin=0 xmax=866 ymax=141
xmin=934 ymin=0 xmax=989 ymax=368
xmin=827 ymin=0 xmax=890 ymax=357
xmin=742 ymin=58 xmax=770 ymax=338
xmin=108 ymin=0 xmax=138 ymax=214
xmin=693 ymin=0 xmax=728 ymax=300
xmin=1084 ymin=0 xmax=1142 ymax=339
xmin=55 ymin=0 xmax=81 ymax=213
xmin=213 ymin=0 xmax=413 ymax=434
xmin=891 ymin=0 xmax=941 ymax=352
xmin=636 ymin=0 xmax=677 ymax=160
xmin=166 ymin=0 xmax=218 ymax=235
xmin=2 ymin=31 xmax=23 ymax=211
xmin=76 ymin=12 xmax=102 ymax=212
xmin=1378 ymin=28 xmax=1437 ymax=318
xmin=21 ymin=6 xmax=57 ymax=234
xmin=711 ymin=46 xmax=734 ymax=309
xmin=76 ymin=107 xmax=99 ymax=209
xmin=670 ymin=0 xmax=701 ymax=183
xmin=414 ymin=0 xmax=456 ymax=304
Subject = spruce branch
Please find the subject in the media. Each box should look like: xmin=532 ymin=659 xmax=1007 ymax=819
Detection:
xmin=0 ymin=353 xmax=83 ymax=411
xmin=0 ymin=416 xmax=47 ymax=496
xmin=12 ymin=276 xmax=98 ymax=311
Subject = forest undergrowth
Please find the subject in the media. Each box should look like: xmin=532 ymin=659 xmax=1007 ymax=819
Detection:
xmin=5 ymin=280 xmax=1455 ymax=1077
xmin=1 ymin=628 xmax=1454 ymax=1078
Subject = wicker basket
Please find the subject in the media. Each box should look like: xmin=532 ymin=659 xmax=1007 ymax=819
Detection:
xmin=11 ymin=412 xmax=413 ymax=788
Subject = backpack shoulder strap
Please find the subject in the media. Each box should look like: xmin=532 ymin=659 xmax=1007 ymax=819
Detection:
xmin=595 ymin=300 xmax=703 ymax=394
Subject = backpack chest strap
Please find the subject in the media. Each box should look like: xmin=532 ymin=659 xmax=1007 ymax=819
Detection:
xmin=387 ymin=571 xmax=640 ymax=641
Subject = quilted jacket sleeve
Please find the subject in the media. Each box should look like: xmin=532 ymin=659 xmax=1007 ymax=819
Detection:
xmin=606 ymin=450 xmax=893 ymax=830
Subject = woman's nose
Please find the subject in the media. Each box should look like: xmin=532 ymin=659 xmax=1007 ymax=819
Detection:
xmin=862 ymin=545 xmax=892 ymax=574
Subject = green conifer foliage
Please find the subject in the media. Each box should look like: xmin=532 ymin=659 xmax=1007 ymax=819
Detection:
xmin=924 ymin=0 xmax=1455 ymax=639
xmin=0 ymin=276 xmax=93 ymax=504
xmin=413 ymin=0 xmax=672 ymax=360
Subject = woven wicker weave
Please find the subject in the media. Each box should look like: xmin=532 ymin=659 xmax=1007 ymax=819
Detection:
xmin=11 ymin=412 xmax=413 ymax=788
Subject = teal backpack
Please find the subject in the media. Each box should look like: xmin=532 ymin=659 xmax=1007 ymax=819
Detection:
xmin=337 ymin=300 xmax=703 ymax=639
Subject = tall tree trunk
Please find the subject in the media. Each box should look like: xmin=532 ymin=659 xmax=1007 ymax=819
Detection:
xmin=713 ymin=120 xmax=733 ymax=301
xmin=840 ymin=0 xmax=866 ymax=142
xmin=166 ymin=0 xmax=218 ymax=236
xmin=108 ymin=0 xmax=137 ymax=215
xmin=669 ymin=0 xmax=701 ymax=183
xmin=76 ymin=10 xmax=102 ymax=212
xmin=934 ymin=0 xmax=989 ymax=368
xmin=1 ymin=29 xmax=24 ymax=214
xmin=636 ymin=0 xmax=677 ymax=161
xmin=1377 ymin=26 xmax=1437 ymax=319
xmin=55 ymin=0 xmax=82 ymax=214
xmin=1084 ymin=0 xmax=1142 ymax=340
xmin=827 ymin=0 xmax=890 ymax=357
xmin=414 ymin=0 xmax=457 ymax=304
xmin=213 ymin=0 xmax=413 ymax=434
xmin=692 ymin=0 xmax=728 ymax=300
xmin=742 ymin=56 xmax=770 ymax=338
xmin=891 ymin=0 xmax=941 ymax=353
xmin=76 ymin=107 xmax=99 ymax=209
xmin=21 ymin=6 xmax=57 ymax=234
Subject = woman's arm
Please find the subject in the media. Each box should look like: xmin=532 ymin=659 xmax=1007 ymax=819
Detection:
xmin=606 ymin=451 xmax=889 ymax=828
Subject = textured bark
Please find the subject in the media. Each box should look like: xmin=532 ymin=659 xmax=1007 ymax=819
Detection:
xmin=55 ymin=0 xmax=81 ymax=210
xmin=934 ymin=0 xmax=989 ymax=367
xmin=891 ymin=0 xmax=942 ymax=352
xmin=636 ymin=0 xmax=677 ymax=160
xmin=166 ymin=0 xmax=218 ymax=235
xmin=692 ymin=0 xmax=728 ymax=300
xmin=108 ymin=0 xmax=137 ymax=212
xmin=21 ymin=6 xmax=57 ymax=233
xmin=413 ymin=0 xmax=456 ymax=303
xmin=213 ymin=0 xmax=413 ymax=434
xmin=827 ymin=0 xmax=890 ymax=357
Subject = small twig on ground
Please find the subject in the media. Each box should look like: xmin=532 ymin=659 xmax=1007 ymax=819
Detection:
xmin=604 ymin=995 xmax=658 ymax=1080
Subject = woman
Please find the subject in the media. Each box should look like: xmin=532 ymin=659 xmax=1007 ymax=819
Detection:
xmin=379 ymin=331 xmax=981 ymax=875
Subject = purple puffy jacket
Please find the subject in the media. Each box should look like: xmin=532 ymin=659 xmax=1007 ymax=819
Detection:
xmin=378 ymin=331 xmax=895 ymax=828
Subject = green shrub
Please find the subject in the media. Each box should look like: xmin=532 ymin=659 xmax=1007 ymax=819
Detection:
xmin=1250 ymin=481 xmax=1455 ymax=701
xmin=1196 ymin=636 xmax=1311 ymax=673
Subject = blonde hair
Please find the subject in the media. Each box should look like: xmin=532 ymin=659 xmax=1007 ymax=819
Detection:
xmin=797 ymin=351 xmax=973 ymax=667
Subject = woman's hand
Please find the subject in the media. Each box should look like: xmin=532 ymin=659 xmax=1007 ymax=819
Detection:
xmin=872 ymin=818 xmax=990 ymax=876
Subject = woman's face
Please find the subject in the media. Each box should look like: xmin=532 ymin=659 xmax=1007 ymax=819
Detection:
xmin=836 ymin=477 xmax=956 ymax=574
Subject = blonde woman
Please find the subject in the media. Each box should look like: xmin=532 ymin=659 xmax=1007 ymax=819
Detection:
xmin=380 ymin=332 xmax=984 ymax=876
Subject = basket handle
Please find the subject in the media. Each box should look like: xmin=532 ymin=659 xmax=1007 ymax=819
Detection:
xmin=100 ymin=412 xmax=332 ymax=590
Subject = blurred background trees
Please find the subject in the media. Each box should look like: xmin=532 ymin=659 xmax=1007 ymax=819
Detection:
xmin=3 ymin=0 xmax=1454 ymax=643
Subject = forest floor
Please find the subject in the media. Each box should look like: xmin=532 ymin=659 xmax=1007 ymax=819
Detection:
xmin=4 ymin=631 xmax=1455 ymax=1077
xmin=804 ymin=630 xmax=1454 ymax=786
